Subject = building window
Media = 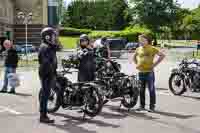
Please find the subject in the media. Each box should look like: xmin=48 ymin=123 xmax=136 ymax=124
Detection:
xmin=9 ymin=7 xmax=13 ymax=23
xmin=0 ymin=8 xmax=3 ymax=17
xmin=2 ymin=7 xmax=5 ymax=17
xmin=4 ymin=7 xmax=7 ymax=17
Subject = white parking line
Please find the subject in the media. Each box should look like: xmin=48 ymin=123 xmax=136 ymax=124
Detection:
xmin=157 ymin=91 xmax=173 ymax=96
xmin=0 ymin=106 xmax=22 ymax=115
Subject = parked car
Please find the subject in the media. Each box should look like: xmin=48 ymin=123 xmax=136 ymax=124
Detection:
xmin=15 ymin=44 xmax=37 ymax=54
xmin=107 ymin=38 xmax=127 ymax=58
xmin=125 ymin=42 xmax=139 ymax=51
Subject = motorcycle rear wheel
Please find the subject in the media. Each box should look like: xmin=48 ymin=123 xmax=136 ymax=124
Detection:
xmin=83 ymin=85 xmax=103 ymax=117
xmin=39 ymin=86 xmax=61 ymax=113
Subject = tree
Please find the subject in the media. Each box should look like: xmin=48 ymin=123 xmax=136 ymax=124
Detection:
xmin=170 ymin=8 xmax=191 ymax=39
xmin=130 ymin=0 xmax=179 ymax=33
xmin=61 ymin=7 xmax=70 ymax=27
xmin=57 ymin=0 xmax=65 ymax=25
xmin=180 ymin=7 xmax=200 ymax=40
xmin=107 ymin=0 xmax=131 ymax=30
xmin=129 ymin=0 xmax=179 ymax=43
xmin=64 ymin=0 xmax=131 ymax=30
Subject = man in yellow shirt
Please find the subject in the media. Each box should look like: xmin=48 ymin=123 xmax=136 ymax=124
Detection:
xmin=133 ymin=34 xmax=165 ymax=112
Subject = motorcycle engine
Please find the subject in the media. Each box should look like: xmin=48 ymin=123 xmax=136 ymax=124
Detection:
xmin=191 ymin=72 xmax=200 ymax=89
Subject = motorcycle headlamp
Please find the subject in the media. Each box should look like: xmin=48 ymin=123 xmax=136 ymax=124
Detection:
xmin=106 ymin=61 xmax=112 ymax=67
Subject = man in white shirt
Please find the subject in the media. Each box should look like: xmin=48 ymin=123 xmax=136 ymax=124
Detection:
xmin=93 ymin=37 xmax=111 ymax=59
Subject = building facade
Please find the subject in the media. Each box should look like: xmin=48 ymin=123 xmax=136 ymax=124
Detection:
xmin=0 ymin=0 xmax=14 ymax=41
xmin=0 ymin=0 xmax=59 ymax=47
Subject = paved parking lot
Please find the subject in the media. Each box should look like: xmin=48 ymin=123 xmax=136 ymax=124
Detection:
xmin=0 ymin=48 xmax=200 ymax=133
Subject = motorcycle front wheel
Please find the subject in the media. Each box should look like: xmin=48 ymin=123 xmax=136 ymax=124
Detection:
xmin=121 ymin=87 xmax=139 ymax=109
xmin=169 ymin=73 xmax=186 ymax=95
xmin=83 ymin=85 xmax=103 ymax=117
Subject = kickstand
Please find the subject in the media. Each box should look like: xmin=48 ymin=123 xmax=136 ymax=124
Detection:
xmin=82 ymin=112 xmax=86 ymax=120
xmin=82 ymin=105 xmax=86 ymax=120
xmin=118 ymin=103 xmax=122 ymax=111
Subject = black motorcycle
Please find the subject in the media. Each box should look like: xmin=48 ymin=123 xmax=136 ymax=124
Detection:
xmin=39 ymin=60 xmax=103 ymax=118
xmin=95 ymin=57 xmax=121 ymax=79
xmin=96 ymin=71 xmax=139 ymax=110
xmin=169 ymin=58 xmax=200 ymax=95
xmin=63 ymin=54 xmax=121 ymax=79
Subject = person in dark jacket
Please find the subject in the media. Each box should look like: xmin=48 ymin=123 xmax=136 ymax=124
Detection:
xmin=77 ymin=34 xmax=96 ymax=82
xmin=38 ymin=27 xmax=58 ymax=124
xmin=0 ymin=40 xmax=19 ymax=94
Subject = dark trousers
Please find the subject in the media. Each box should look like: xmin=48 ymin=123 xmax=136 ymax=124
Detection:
xmin=39 ymin=76 xmax=55 ymax=116
xmin=139 ymin=72 xmax=156 ymax=108
xmin=78 ymin=70 xmax=95 ymax=82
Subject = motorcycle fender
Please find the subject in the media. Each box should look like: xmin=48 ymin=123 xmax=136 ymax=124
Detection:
xmin=84 ymin=82 xmax=100 ymax=91
xmin=85 ymin=82 xmax=104 ymax=94
xmin=171 ymin=68 xmax=179 ymax=74
xmin=170 ymin=71 xmax=185 ymax=80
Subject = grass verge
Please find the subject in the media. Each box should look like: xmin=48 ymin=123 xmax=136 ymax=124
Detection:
xmin=59 ymin=36 xmax=79 ymax=49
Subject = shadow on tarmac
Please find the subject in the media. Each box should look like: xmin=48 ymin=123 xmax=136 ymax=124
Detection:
xmin=49 ymin=112 xmax=120 ymax=133
xmin=13 ymin=92 xmax=32 ymax=97
xmin=182 ymin=95 xmax=200 ymax=101
xmin=104 ymin=104 xmax=158 ymax=121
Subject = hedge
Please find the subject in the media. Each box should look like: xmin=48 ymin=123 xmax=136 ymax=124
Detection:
xmin=191 ymin=32 xmax=200 ymax=40
xmin=89 ymin=29 xmax=152 ymax=42
xmin=60 ymin=27 xmax=92 ymax=36
xmin=59 ymin=26 xmax=152 ymax=42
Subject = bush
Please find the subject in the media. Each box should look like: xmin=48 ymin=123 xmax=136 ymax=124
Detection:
xmin=89 ymin=31 xmax=119 ymax=39
xmin=60 ymin=26 xmax=152 ymax=42
xmin=191 ymin=32 xmax=200 ymax=40
xmin=89 ymin=26 xmax=152 ymax=42
xmin=60 ymin=27 xmax=92 ymax=36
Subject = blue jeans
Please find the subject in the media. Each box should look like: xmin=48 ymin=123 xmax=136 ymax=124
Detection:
xmin=138 ymin=72 xmax=156 ymax=108
xmin=2 ymin=67 xmax=16 ymax=91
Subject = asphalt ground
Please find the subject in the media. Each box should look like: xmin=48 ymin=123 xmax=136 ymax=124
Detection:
xmin=0 ymin=48 xmax=200 ymax=133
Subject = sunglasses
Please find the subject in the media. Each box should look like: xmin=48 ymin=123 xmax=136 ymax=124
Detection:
xmin=81 ymin=39 xmax=89 ymax=42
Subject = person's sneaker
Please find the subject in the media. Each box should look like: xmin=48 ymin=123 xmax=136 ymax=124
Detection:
xmin=40 ymin=116 xmax=55 ymax=124
xmin=148 ymin=106 xmax=156 ymax=113
xmin=0 ymin=89 xmax=7 ymax=93
xmin=8 ymin=90 xmax=15 ymax=94
xmin=136 ymin=106 xmax=145 ymax=111
xmin=103 ymin=99 xmax=109 ymax=105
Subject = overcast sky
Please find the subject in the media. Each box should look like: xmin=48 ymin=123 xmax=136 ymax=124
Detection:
xmin=64 ymin=0 xmax=200 ymax=9
xmin=178 ymin=0 xmax=200 ymax=9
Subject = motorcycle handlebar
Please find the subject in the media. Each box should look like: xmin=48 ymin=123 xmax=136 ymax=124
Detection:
xmin=181 ymin=60 xmax=200 ymax=66
xmin=57 ymin=70 xmax=72 ymax=76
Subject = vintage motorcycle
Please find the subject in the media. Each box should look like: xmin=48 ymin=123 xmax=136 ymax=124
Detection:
xmin=95 ymin=57 xmax=121 ymax=79
xmin=96 ymin=69 xmax=139 ymax=110
xmin=64 ymin=54 xmax=121 ymax=79
xmin=168 ymin=58 xmax=200 ymax=95
xmin=61 ymin=55 xmax=139 ymax=110
xmin=39 ymin=59 xmax=104 ymax=118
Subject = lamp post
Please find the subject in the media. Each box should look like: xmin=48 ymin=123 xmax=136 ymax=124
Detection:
xmin=17 ymin=12 xmax=32 ymax=62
